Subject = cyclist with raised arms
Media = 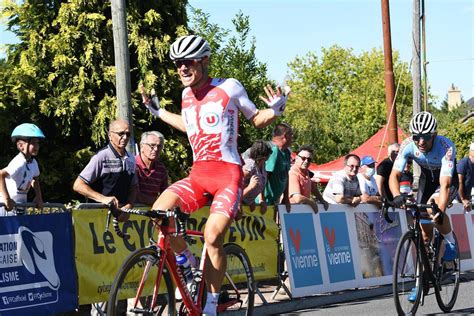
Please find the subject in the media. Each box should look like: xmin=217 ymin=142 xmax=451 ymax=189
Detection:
xmin=141 ymin=35 xmax=288 ymax=316
xmin=389 ymin=111 xmax=458 ymax=301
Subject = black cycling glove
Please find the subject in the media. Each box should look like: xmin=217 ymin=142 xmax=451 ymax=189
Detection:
xmin=392 ymin=195 xmax=406 ymax=208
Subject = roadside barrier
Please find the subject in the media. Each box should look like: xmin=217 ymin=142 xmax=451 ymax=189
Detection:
xmin=71 ymin=204 xmax=278 ymax=304
xmin=0 ymin=203 xmax=77 ymax=315
xmin=279 ymin=203 xmax=473 ymax=298
xmin=4 ymin=201 xmax=471 ymax=312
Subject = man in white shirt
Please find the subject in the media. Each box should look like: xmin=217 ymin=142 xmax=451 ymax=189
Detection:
xmin=323 ymin=154 xmax=362 ymax=206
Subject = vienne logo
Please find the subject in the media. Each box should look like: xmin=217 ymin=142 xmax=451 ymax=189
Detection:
xmin=289 ymin=228 xmax=301 ymax=254
xmin=324 ymin=226 xmax=336 ymax=251
xmin=18 ymin=227 xmax=60 ymax=290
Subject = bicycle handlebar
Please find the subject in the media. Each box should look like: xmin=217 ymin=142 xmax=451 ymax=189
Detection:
xmin=106 ymin=204 xmax=189 ymax=240
xmin=381 ymin=198 xmax=442 ymax=224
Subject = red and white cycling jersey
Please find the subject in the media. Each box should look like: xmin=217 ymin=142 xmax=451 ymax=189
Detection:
xmin=181 ymin=78 xmax=258 ymax=165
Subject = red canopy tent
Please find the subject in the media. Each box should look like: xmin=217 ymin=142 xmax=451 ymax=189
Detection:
xmin=308 ymin=126 xmax=407 ymax=183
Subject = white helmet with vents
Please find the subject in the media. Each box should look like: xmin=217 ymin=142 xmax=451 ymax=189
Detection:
xmin=169 ymin=35 xmax=211 ymax=61
xmin=409 ymin=111 xmax=437 ymax=134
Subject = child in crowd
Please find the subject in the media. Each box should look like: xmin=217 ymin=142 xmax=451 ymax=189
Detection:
xmin=0 ymin=123 xmax=45 ymax=215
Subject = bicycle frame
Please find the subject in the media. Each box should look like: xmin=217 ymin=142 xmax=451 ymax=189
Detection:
xmin=409 ymin=209 xmax=439 ymax=292
xmin=129 ymin=219 xmax=207 ymax=316
xmin=108 ymin=206 xmax=254 ymax=316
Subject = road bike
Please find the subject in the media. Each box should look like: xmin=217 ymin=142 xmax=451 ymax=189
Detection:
xmin=105 ymin=205 xmax=255 ymax=315
xmin=383 ymin=199 xmax=460 ymax=315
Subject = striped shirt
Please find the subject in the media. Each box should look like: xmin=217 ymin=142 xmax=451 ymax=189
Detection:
xmin=135 ymin=154 xmax=168 ymax=202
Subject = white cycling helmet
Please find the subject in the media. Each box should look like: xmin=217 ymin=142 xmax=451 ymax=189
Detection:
xmin=409 ymin=111 xmax=437 ymax=134
xmin=169 ymin=35 xmax=211 ymax=61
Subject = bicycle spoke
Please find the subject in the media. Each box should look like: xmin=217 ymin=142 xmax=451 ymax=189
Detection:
xmin=434 ymin=235 xmax=460 ymax=312
xmin=108 ymin=248 xmax=175 ymax=315
xmin=219 ymin=244 xmax=255 ymax=315
xmin=393 ymin=232 xmax=423 ymax=315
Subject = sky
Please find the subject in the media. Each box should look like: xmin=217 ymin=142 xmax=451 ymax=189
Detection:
xmin=188 ymin=0 xmax=473 ymax=105
xmin=1 ymin=0 xmax=472 ymax=106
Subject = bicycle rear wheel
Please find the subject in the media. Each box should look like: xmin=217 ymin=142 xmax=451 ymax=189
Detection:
xmin=107 ymin=247 xmax=175 ymax=315
xmin=393 ymin=231 xmax=423 ymax=315
xmin=219 ymin=243 xmax=255 ymax=316
xmin=434 ymin=232 xmax=460 ymax=312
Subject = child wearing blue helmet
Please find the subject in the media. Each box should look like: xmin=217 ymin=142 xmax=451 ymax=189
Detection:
xmin=0 ymin=123 xmax=45 ymax=215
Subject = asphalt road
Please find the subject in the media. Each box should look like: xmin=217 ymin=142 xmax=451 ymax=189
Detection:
xmin=251 ymin=271 xmax=474 ymax=316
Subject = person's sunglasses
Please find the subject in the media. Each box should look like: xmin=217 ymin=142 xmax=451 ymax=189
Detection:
xmin=111 ymin=131 xmax=131 ymax=138
xmin=412 ymin=133 xmax=434 ymax=142
xmin=346 ymin=164 xmax=360 ymax=170
xmin=298 ymin=155 xmax=312 ymax=163
xmin=174 ymin=59 xmax=201 ymax=68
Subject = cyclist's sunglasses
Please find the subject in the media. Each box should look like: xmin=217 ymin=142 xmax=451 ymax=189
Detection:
xmin=412 ymin=133 xmax=434 ymax=142
xmin=174 ymin=59 xmax=202 ymax=68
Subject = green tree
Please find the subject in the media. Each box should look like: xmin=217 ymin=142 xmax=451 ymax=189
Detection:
xmin=285 ymin=46 xmax=414 ymax=163
xmin=432 ymin=102 xmax=474 ymax=159
xmin=0 ymin=0 xmax=189 ymax=201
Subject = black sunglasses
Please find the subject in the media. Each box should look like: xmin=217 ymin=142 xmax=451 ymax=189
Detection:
xmin=298 ymin=155 xmax=312 ymax=163
xmin=174 ymin=59 xmax=201 ymax=68
xmin=412 ymin=134 xmax=434 ymax=142
xmin=111 ymin=131 xmax=131 ymax=138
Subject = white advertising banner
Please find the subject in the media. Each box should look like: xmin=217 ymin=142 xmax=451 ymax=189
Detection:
xmin=279 ymin=203 xmax=473 ymax=298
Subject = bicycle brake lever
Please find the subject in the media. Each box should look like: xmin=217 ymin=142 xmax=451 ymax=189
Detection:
xmin=381 ymin=199 xmax=394 ymax=224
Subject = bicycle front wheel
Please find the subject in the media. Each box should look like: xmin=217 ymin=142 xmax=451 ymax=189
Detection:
xmin=434 ymin=232 xmax=460 ymax=312
xmin=107 ymin=247 xmax=175 ymax=316
xmin=219 ymin=243 xmax=255 ymax=316
xmin=393 ymin=231 xmax=423 ymax=315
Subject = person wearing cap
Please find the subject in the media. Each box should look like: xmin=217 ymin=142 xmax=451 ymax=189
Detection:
xmin=456 ymin=143 xmax=473 ymax=212
xmin=323 ymin=154 xmax=363 ymax=206
xmin=141 ymin=34 xmax=289 ymax=315
xmin=0 ymin=123 xmax=45 ymax=216
xmin=357 ymin=155 xmax=382 ymax=208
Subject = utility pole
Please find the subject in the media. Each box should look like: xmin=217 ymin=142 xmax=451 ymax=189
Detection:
xmin=381 ymin=0 xmax=398 ymax=144
xmin=421 ymin=0 xmax=429 ymax=111
xmin=412 ymin=0 xmax=422 ymax=191
xmin=111 ymin=0 xmax=135 ymax=153
xmin=412 ymin=0 xmax=422 ymax=114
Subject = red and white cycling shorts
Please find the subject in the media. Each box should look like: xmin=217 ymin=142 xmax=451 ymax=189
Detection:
xmin=166 ymin=161 xmax=243 ymax=219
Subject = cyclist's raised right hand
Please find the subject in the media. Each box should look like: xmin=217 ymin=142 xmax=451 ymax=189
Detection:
xmin=392 ymin=195 xmax=406 ymax=208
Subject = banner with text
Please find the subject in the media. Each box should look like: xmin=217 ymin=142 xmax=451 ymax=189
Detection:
xmin=280 ymin=203 xmax=474 ymax=298
xmin=0 ymin=213 xmax=77 ymax=315
xmin=73 ymin=205 xmax=278 ymax=304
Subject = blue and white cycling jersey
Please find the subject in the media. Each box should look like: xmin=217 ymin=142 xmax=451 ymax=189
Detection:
xmin=393 ymin=135 xmax=456 ymax=178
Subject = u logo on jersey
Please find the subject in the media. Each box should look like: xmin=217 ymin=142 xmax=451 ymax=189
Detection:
xmin=202 ymin=112 xmax=220 ymax=127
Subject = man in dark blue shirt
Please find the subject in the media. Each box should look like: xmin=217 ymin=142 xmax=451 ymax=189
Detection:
xmin=73 ymin=119 xmax=137 ymax=220
xmin=457 ymin=143 xmax=473 ymax=212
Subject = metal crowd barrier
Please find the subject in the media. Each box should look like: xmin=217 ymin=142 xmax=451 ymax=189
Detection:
xmin=0 ymin=202 xmax=68 ymax=215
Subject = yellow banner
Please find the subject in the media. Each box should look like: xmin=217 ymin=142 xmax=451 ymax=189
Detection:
xmin=72 ymin=206 xmax=278 ymax=304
